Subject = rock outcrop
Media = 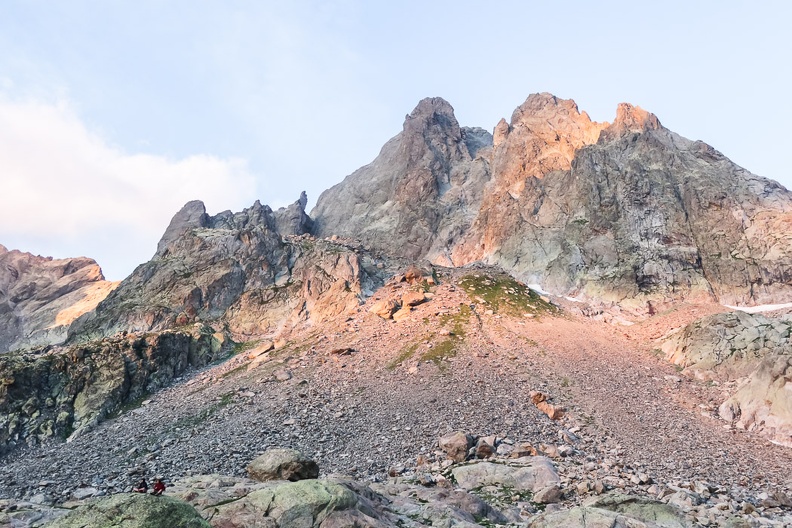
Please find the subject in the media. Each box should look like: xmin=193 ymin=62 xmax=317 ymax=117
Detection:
xmin=45 ymin=493 xmax=209 ymax=527
xmin=0 ymin=245 xmax=117 ymax=353
xmin=312 ymin=93 xmax=792 ymax=314
xmin=311 ymin=97 xmax=492 ymax=264
xmin=0 ymin=325 xmax=229 ymax=453
xmin=69 ymin=196 xmax=387 ymax=343
xmin=662 ymin=311 xmax=792 ymax=446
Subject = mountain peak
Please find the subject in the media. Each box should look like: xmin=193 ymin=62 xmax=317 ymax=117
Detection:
xmin=602 ymin=102 xmax=662 ymax=139
xmin=510 ymin=93 xmax=589 ymax=125
xmin=407 ymin=97 xmax=455 ymax=120
xmin=155 ymin=200 xmax=210 ymax=257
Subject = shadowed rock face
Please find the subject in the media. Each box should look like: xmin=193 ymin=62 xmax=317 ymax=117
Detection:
xmin=0 ymin=325 xmax=229 ymax=453
xmin=68 ymin=195 xmax=387 ymax=343
xmin=312 ymin=93 xmax=792 ymax=313
xmin=0 ymin=245 xmax=117 ymax=353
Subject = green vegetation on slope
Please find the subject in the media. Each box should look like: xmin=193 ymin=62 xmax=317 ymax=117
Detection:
xmin=458 ymin=274 xmax=557 ymax=317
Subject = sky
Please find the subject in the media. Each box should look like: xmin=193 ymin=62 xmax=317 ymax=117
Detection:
xmin=1 ymin=1 xmax=790 ymax=280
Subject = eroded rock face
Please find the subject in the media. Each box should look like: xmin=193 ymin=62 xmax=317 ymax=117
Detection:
xmin=68 ymin=196 xmax=386 ymax=343
xmin=0 ymin=325 xmax=229 ymax=453
xmin=312 ymin=93 xmax=792 ymax=313
xmin=663 ymin=311 xmax=792 ymax=446
xmin=311 ymin=97 xmax=492 ymax=265
xmin=0 ymin=245 xmax=117 ymax=353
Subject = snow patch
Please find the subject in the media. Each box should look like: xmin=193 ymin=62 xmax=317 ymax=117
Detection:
xmin=724 ymin=302 xmax=792 ymax=314
xmin=526 ymin=283 xmax=549 ymax=295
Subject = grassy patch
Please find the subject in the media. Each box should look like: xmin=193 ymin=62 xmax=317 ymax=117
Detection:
xmin=458 ymin=273 xmax=557 ymax=317
xmin=420 ymin=338 xmax=458 ymax=367
xmin=387 ymin=342 xmax=420 ymax=370
xmin=418 ymin=305 xmax=472 ymax=368
xmin=232 ymin=340 xmax=260 ymax=356
xmin=438 ymin=304 xmax=471 ymax=337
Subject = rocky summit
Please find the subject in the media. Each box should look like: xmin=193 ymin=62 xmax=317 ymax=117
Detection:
xmin=2 ymin=92 xmax=792 ymax=527
xmin=314 ymin=93 xmax=792 ymax=315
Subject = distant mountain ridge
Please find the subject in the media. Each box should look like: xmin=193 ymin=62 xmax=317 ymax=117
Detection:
xmin=313 ymin=93 xmax=792 ymax=314
xmin=3 ymin=91 xmax=792 ymax=352
xmin=0 ymin=244 xmax=117 ymax=353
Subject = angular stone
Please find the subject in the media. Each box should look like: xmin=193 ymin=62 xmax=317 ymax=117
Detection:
xmin=451 ymin=457 xmax=559 ymax=492
xmin=369 ymin=299 xmax=400 ymax=320
xmin=246 ymin=448 xmax=319 ymax=482
xmin=438 ymin=431 xmax=475 ymax=462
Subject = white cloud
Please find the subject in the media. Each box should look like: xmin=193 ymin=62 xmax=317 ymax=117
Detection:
xmin=0 ymin=95 xmax=256 ymax=279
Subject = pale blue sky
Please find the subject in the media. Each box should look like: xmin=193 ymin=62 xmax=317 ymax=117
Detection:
xmin=1 ymin=1 xmax=789 ymax=280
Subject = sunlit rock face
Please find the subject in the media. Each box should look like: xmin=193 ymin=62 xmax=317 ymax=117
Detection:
xmin=0 ymin=245 xmax=117 ymax=353
xmin=68 ymin=195 xmax=388 ymax=343
xmin=312 ymin=93 xmax=792 ymax=314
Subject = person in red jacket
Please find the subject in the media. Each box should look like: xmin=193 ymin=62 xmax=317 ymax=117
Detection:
xmin=151 ymin=478 xmax=166 ymax=496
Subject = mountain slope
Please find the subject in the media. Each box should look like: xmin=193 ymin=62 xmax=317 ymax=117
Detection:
xmin=313 ymin=93 xmax=792 ymax=314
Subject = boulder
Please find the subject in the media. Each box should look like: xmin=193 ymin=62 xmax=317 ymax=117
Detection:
xmin=45 ymin=493 xmax=210 ymax=527
xmin=451 ymin=457 xmax=560 ymax=492
xmin=170 ymin=475 xmax=386 ymax=528
xmin=438 ymin=431 xmax=475 ymax=462
xmin=401 ymin=290 xmax=427 ymax=307
xmin=369 ymin=299 xmax=400 ymax=320
xmin=246 ymin=448 xmax=320 ymax=482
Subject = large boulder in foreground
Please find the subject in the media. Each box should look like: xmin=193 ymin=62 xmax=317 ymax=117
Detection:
xmin=45 ymin=492 xmax=209 ymax=527
xmin=246 ymin=448 xmax=320 ymax=482
xmin=169 ymin=475 xmax=387 ymax=528
xmin=529 ymin=493 xmax=691 ymax=527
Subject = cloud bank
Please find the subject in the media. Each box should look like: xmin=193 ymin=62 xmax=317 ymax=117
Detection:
xmin=0 ymin=95 xmax=256 ymax=280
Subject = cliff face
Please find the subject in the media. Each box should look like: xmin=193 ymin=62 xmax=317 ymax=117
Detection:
xmin=312 ymin=94 xmax=792 ymax=313
xmin=0 ymin=245 xmax=117 ymax=353
xmin=311 ymin=97 xmax=492 ymax=264
xmin=68 ymin=196 xmax=388 ymax=343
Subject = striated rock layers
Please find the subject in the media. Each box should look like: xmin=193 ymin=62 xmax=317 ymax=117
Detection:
xmin=69 ymin=194 xmax=389 ymax=344
xmin=0 ymin=245 xmax=117 ymax=353
xmin=312 ymin=93 xmax=792 ymax=313
xmin=662 ymin=311 xmax=792 ymax=446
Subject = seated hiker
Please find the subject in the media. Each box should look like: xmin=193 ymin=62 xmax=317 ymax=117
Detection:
xmin=151 ymin=478 xmax=166 ymax=496
xmin=132 ymin=478 xmax=148 ymax=493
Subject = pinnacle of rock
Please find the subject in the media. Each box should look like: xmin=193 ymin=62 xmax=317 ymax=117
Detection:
xmin=155 ymin=200 xmax=210 ymax=257
xmin=405 ymin=96 xmax=456 ymax=122
xmin=600 ymin=102 xmax=662 ymax=140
